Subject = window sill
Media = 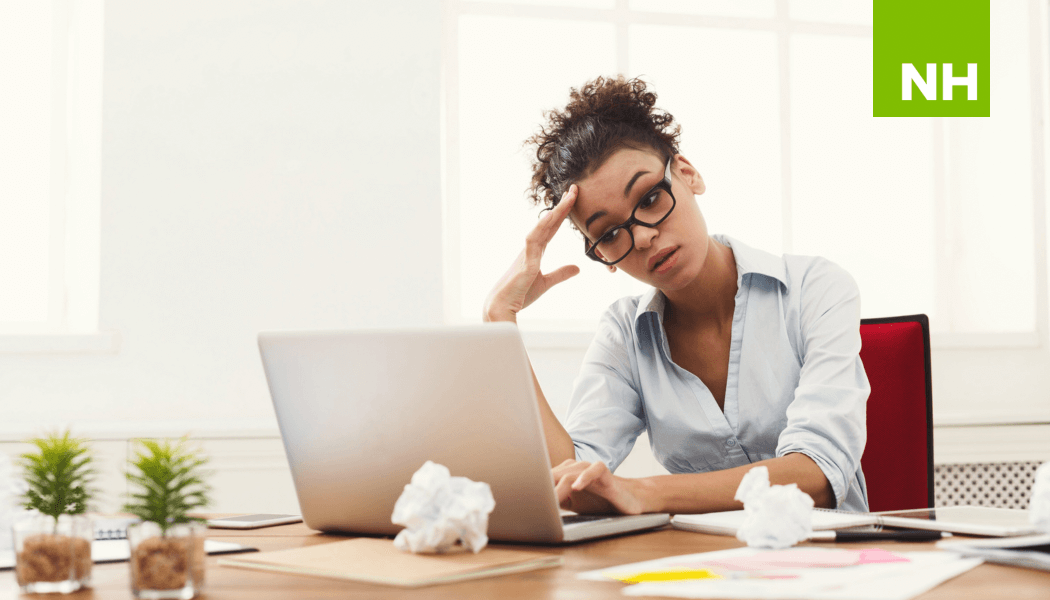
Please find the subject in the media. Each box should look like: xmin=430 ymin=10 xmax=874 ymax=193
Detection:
xmin=931 ymin=331 xmax=1041 ymax=349
xmin=935 ymin=411 xmax=1050 ymax=427
xmin=0 ymin=331 xmax=121 ymax=354
xmin=934 ymin=422 xmax=1050 ymax=464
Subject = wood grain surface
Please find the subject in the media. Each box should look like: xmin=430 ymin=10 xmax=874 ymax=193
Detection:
xmin=2 ymin=521 xmax=1049 ymax=599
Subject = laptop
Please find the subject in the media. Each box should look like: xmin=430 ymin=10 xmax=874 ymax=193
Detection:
xmin=257 ymin=323 xmax=670 ymax=544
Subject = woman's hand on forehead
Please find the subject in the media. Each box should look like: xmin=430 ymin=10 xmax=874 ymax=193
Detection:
xmin=534 ymin=185 xmax=578 ymax=247
xmin=482 ymin=185 xmax=581 ymax=322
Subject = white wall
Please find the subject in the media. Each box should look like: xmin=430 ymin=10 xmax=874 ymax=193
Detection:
xmin=1 ymin=0 xmax=443 ymax=436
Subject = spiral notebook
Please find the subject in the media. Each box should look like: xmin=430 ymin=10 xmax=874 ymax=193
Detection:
xmin=0 ymin=518 xmax=256 ymax=571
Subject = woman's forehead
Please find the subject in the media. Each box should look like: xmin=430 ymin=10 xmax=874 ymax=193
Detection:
xmin=570 ymin=148 xmax=664 ymax=220
xmin=582 ymin=148 xmax=664 ymax=189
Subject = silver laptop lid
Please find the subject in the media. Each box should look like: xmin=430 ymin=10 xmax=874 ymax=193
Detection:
xmin=258 ymin=323 xmax=568 ymax=543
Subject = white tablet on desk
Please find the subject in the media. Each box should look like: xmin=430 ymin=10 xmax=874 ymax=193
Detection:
xmin=875 ymin=506 xmax=1040 ymax=537
xmin=672 ymin=509 xmax=877 ymax=536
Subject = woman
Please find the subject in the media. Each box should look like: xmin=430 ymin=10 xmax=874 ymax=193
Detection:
xmin=484 ymin=76 xmax=869 ymax=515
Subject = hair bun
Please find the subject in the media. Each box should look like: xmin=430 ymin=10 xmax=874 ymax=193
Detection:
xmin=525 ymin=76 xmax=680 ymax=210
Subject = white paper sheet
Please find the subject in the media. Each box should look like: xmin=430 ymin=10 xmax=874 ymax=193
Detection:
xmin=578 ymin=548 xmax=982 ymax=600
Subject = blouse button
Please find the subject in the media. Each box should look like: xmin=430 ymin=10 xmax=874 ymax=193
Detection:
xmin=725 ymin=438 xmax=737 ymax=448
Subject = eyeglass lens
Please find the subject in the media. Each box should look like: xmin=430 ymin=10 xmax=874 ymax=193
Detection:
xmin=593 ymin=187 xmax=674 ymax=263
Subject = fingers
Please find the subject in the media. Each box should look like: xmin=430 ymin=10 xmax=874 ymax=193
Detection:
xmin=544 ymin=185 xmax=578 ymax=241
xmin=520 ymin=257 xmax=579 ymax=310
xmin=554 ymin=473 xmax=576 ymax=506
xmin=553 ymin=465 xmax=623 ymax=514
xmin=524 ymin=185 xmax=578 ymax=265
xmin=554 ymin=184 xmax=578 ymax=216
xmin=552 ymin=459 xmax=584 ymax=490
xmin=572 ymin=461 xmax=609 ymax=491
xmin=490 ymin=185 xmax=580 ymax=320
xmin=551 ymin=459 xmax=582 ymax=483
xmin=546 ymin=185 xmax=578 ymax=222
xmin=544 ymin=264 xmax=580 ymax=288
xmin=552 ymin=460 xmax=604 ymax=500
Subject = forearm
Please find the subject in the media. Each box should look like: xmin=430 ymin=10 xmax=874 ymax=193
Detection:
xmin=632 ymin=452 xmax=835 ymax=514
xmin=483 ymin=309 xmax=575 ymax=467
xmin=530 ymin=368 xmax=576 ymax=466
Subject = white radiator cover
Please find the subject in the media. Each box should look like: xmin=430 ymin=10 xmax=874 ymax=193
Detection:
xmin=934 ymin=461 xmax=1044 ymax=510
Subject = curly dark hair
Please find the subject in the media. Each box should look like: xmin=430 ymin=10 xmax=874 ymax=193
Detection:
xmin=526 ymin=75 xmax=681 ymax=210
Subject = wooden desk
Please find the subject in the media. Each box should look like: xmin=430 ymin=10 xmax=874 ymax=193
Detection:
xmin=3 ymin=524 xmax=1049 ymax=599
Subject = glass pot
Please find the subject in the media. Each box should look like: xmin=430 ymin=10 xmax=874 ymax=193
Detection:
xmin=127 ymin=521 xmax=206 ymax=600
xmin=12 ymin=513 xmax=93 ymax=594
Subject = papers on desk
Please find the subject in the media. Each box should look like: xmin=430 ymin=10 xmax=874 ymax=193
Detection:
xmin=937 ymin=533 xmax=1050 ymax=572
xmin=578 ymin=547 xmax=982 ymax=599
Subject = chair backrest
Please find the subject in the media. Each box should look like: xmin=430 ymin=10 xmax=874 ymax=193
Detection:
xmin=858 ymin=314 xmax=934 ymax=512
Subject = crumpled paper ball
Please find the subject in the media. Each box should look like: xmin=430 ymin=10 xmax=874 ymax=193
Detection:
xmin=734 ymin=465 xmax=815 ymax=549
xmin=391 ymin=461 xmax=496 ymax=554
xmin=0 ymin=452 xmax=30 ymax=552
xmin=1030 ymin=461 xmax=1050 ymax=532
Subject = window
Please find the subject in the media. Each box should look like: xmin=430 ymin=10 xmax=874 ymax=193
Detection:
xmin=0 ymin=0 xmax=103 ymax=336
xmin=443 ymin=0 xmax=1050 ymax=348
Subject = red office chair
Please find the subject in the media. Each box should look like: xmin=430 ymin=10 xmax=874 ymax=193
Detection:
xmin=858 ymin=314 xmax=934 ymax=512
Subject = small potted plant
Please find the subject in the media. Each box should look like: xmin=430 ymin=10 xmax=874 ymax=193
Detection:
xmin=123 ymin=438 xmax=211 ymax=600
xmin=13 ymin=431 xmax=96 ymax=594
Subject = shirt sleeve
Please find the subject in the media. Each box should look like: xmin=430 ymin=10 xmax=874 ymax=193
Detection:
xmin=776 ymin=259 xmax=870 ymax=508
xmin=564 ymin=305 xmax=647 ymax=472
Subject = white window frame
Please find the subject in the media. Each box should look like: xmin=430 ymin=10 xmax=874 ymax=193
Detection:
xmin=442 ymin=0 xmax=1050 ymax=353
xmin=0 ymin=0 xmax=115 ymax=353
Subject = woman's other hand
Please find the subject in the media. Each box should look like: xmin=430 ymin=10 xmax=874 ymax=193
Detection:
xmin=483 ymin=186 xmax=580 ymax=323
xmin=551 ymin=459 xmax=650 ymax=515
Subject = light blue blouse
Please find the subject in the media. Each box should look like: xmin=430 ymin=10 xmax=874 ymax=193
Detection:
xmin=566 ymin=235 xmax=871 ymax=512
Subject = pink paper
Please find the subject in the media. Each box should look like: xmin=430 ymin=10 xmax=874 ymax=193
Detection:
xmin=857 ymin=548 xmax=910 ymax=564
xmin=697 ymin=548 xmax=910 ymax=572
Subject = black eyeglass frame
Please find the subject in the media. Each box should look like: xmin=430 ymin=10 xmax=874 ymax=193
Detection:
xmin=583 ymin=155 xmax=677 ymax=266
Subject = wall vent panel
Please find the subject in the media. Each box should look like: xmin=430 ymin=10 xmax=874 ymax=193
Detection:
xmin=934 ymin=461 xmax=1043 ymax=509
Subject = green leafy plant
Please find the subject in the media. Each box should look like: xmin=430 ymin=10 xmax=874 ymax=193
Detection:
xmin=19 ymin=431 xmax=96 ymax=523
xmin=123 ymin=438 xmax=211 ymax=535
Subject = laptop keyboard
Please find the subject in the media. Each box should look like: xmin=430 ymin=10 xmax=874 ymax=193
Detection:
xmin=561 ymin=514 xmax=615 ymax=526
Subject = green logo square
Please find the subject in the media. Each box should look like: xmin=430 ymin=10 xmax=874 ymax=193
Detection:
xmin=874 ymin=0 xmax=990 ymax=117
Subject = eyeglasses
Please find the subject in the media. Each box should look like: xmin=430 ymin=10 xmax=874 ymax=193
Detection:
xmin=584 ymin=155 xmax=677 ymax=266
